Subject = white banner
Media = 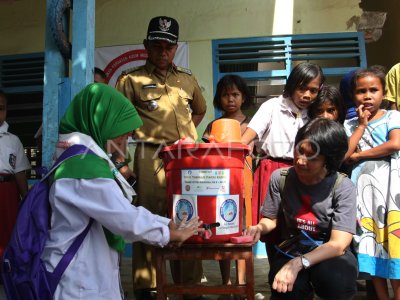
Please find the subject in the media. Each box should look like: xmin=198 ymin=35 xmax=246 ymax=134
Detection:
xmin=95 ymin=43 xmax=188 ymax=87
xmin=181 ymin=169 xmax=231 ymax=196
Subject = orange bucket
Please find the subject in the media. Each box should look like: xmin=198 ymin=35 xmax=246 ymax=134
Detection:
xmin=210 ymin=119 xmax=241 ymax=143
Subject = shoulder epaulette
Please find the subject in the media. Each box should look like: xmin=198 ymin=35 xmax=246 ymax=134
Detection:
xmin=121 ymin=65 xmax=143 ymax=75
xmin=176 ymin=66 xmax=192 ymax=75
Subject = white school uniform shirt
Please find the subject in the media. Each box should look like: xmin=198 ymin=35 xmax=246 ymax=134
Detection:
xmin=0 ymin=121 xmax=31 ymax=174
xmin=42 ymin=133 xmax=171 ymax=300
xmin=247 ymin=95 xmax=309 ymax=160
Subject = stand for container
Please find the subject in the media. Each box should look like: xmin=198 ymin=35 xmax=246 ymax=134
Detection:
xmin=155 ymin=243 xmax=254 ymax=300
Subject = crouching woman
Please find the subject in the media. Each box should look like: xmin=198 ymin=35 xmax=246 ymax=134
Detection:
xmin=245 ymin=118 xmax=358 ymax=300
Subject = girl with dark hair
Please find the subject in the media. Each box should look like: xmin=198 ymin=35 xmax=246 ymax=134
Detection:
xmin=245 ymin=118 xmax=358 ymax=299
xmin=241 ymin=62 xmax=324 ymax=260
xmin=344 ymin=66 xmax=400 ymax=300
xmin=308 ymin=85 xmax=354 ymax=175
xmin=308 ymin=85 xmax=346 ymax=124
xmin=202 ymin=74 xmax=252 ymax=141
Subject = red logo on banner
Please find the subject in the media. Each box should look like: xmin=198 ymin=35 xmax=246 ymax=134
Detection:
xmin=103 ymin=49 xmax=148 ymax=83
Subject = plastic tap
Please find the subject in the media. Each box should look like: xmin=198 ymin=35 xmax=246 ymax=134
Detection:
xmin=202 ymin=222 xmax=220 ymax=239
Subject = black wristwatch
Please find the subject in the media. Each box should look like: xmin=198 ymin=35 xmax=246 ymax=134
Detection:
xmin=114 ymin=161 xmax=128 ymax=170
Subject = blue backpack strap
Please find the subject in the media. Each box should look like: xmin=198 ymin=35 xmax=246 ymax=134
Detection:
xmin=47 ymin=219 xmax=93 ymax=294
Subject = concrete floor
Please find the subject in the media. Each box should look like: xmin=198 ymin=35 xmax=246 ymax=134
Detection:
xmin=120 ymin=256 xmax=379 ymax=300
xmin=0 ymin=255 xmax=387 ymax=300
xmin=120 ymin=256 xmax=270 ymax=300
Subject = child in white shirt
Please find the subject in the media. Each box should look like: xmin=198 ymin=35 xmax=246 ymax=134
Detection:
xmin=241 ymin=63 xmax=325 ymax=259
xmin=0 ymin=90 xmax=31 ymax=260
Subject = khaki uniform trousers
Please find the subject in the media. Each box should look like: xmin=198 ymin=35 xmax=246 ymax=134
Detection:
xmin=132 ymin=143 xmax=203 ymax=290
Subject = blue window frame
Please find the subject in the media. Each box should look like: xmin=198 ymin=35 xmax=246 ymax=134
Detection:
xmin=212 ymin=32 xmax=367 ymax=117
xmin=0 ymin=52 xmax=44 ymax=179
xmin=0 ymin=52 xmax=44 ymax=93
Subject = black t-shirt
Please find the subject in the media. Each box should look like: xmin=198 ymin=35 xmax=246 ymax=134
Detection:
xmin=261 ymin=168 xmax=356 ymax=239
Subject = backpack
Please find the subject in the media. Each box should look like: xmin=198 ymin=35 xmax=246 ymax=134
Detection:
xmin=1 ymin=144 xmax=94 ymax=300
xmin=278 ymin=167 xmax=347 ymax=204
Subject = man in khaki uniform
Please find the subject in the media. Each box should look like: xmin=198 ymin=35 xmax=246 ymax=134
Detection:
xmin=385 ymin=62 xmax=400 ymax=110
xmin=116 ymin=16 xmax=206 ymax=300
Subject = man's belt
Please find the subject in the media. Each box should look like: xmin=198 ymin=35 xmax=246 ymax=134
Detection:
xmin=0 ymin=174 xmax=13 ymax=182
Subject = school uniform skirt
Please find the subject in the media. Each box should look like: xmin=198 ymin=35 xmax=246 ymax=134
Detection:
xmin=251 ymin=157 xmax=292 ymax=225
xmin=0 ymin=177 xmax=18 ymax=258
xmin=252 ymin=158 xmax=292 ymax=261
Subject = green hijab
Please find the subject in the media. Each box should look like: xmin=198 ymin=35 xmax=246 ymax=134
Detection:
xmin=58 ymin=83 xmax=142 ymax=252
xmin=59 ymin=83 xmax=142 ymax=149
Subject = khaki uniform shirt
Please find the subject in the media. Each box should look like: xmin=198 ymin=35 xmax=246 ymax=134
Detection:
xmin=385 ymin=63 xmax=400 ymax=107
xmin=116 ymin=61 xmax=206 ymax=145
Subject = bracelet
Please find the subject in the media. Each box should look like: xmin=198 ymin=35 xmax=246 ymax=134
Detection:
xmin=114 ymin=161 xmax=128 ymax=170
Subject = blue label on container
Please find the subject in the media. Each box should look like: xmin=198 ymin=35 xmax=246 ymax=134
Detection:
xmin=175 ymin=198 xmax=194 ymax=221
xmin=220 ymin=199 xmax=237 ymax=223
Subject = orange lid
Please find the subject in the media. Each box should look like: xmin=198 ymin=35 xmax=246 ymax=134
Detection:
xmin=210 ymin=118 xmax=241 ymax=143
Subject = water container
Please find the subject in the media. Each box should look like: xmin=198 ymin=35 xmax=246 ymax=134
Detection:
xmin=159 ymin=142 xmax=250 ymax=243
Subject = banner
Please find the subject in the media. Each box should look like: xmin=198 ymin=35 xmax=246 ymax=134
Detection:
xmin=95 ymin=42 xmax=188 ymax=87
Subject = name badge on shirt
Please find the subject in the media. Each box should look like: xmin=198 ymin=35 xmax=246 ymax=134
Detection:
xmin=9 ymin=153 xmax=16 ymax=169
xmin=142 ymin=84 xmax=157 ymax=89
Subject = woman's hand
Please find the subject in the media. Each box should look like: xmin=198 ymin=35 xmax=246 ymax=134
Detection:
xmin=272 ymin=257 xmax=303 ymax=293
xmin=243 ymin=218 xmax=277 ymax=243
xmin=243 ymin=225 xmax=262 ymax=243
xmin=244 ymin=217 xmax=277 ymax=243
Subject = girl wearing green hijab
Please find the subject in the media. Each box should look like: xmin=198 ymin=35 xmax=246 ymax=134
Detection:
xmin=42 ymin=84 xmax=202 ymax=299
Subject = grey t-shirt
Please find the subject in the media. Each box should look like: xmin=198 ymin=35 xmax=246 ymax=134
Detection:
xmin=261 ymin=168 xmax=356 ymax=239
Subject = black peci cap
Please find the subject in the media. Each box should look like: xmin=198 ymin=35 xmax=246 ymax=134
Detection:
xmin=146 ymin=16 xmax=179 ymax=44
